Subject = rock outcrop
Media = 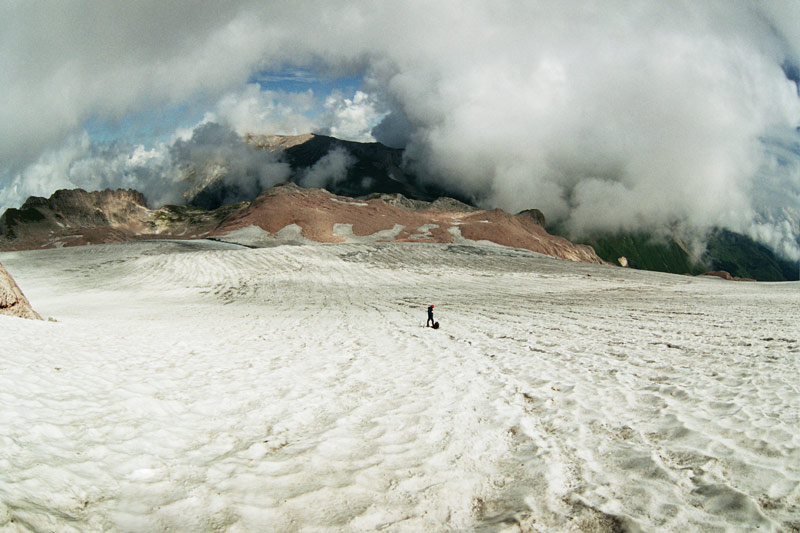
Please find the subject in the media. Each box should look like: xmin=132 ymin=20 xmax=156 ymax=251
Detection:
xmin=0 ymin=262 xmax=41 ymax=320
xmin=515 ymin=209 xmax=546 ymax=227
xmin=701 ymin=270 xmax=755 ymax=282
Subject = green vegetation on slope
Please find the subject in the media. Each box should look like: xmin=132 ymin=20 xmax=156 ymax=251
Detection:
xmin=579 ymin=232 xmax=705 ymax=275
xmin=707 ymin=229 xmax=798 ymax=282
xmin=548 ymin=225 xmax=799 ymax=281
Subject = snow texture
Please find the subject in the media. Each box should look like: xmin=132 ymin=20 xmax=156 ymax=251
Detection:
xmin=0 ymin=240 xmax=798 ymax=532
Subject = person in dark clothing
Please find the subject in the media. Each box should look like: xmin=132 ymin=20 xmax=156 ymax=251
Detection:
xmin=427 ymin=304 xmax=435 ymax=327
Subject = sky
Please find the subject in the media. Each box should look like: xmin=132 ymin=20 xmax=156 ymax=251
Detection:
xmin=1 ymin=1 xmax=800 ymax=259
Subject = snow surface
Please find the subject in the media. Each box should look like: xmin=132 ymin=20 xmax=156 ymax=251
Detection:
xmin=0 ymin=240 xmax=798 ymax=532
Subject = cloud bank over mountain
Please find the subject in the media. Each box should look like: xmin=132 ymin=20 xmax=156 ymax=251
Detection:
xmin=1 ymin=1 xmax=799 ymax=258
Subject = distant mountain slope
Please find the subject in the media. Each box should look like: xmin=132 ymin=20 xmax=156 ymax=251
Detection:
xmin=563 ymin=232 xmax=706 ymax=275
xmin=706 ymin=229 xmax=798 ymax=282
xmin=260 ymin=133 xmax=460 ymax=201
xmin=556 ymin=228 xmax=798 ymax=281
xmin=0 ymin=185 xmax=605 ymax=264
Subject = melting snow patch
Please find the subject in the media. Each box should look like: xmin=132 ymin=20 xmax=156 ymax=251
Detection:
xmin=274 ymin=223 xmax=312 ymax=244
xmin=333 ymin=223 xmax=405 ymax=243
xmin=409 ymin=224 xmax=439 ymax=239
xmin=330 ymin=198 xmax=368 ymax=207
xmin=447 ymin=226 xmax=505 ymax=248
xmin=217 ymin=225 xmax=274 ymax=247
xmin=216 ymin=224 xmax=313 ymax=247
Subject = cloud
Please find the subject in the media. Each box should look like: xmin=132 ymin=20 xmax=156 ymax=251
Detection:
xmin=167 ymin=122 xmax=291 ymax=207
xmin=0 ymin=122 xmax=291 ymax=211
xmin=210 ymin=84 xmax=383 ymax=142
xmin=319 ymin=91 xmax=384 ymax=142
xmin=747 ymin=131 xmax=800 ymax=260
xmin=298 ymin=147 xmax=355 ymax=188
xmin=363 ymin=2 xmax=800 ymax=256
xmin=213 ymin=84 xmax=318 ymax=137
xmin=0 ymin=134 xmax=88 ymax=212
xmin=2 ymin=1 xmax=800 ymax=257
xmin=0 ymin=2 xmax=271 ymax=172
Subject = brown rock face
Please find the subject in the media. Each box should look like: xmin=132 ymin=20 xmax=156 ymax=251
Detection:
xmin=213 ymin=184 xmax=606 ymax=264
xmin=0 ymin=262 xmax=41 ymax=320
xmin=0 ymin=185 xmax=606 ymax=265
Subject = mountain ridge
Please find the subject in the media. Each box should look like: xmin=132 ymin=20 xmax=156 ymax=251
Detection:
xmin=0 ymin=184 xmax=605 ymax=264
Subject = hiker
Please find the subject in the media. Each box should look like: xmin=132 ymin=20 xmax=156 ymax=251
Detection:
xmin=427 ymin=304 xmax=435 ymax=327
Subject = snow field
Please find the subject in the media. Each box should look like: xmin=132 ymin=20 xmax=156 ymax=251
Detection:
xmin=1 ymin=240 xmax=798 ymax=532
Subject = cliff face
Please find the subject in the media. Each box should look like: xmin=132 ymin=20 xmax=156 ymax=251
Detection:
xmin=0 ymin=262 xmax=41 ymax=320
xmin=0 ymin=185 xmax=605 ymax=265
xmin=0 ymin=188 xmax=149 ymax=242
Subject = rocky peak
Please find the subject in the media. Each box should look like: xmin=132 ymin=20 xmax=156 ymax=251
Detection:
xmin=244 ymin=133 xmax=316 ymax=151
xmin=1 ymin=188 xmax=148 ymax=240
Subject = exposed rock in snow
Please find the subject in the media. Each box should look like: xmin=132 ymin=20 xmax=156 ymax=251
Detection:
xmin=701 ymin=270 xmax=755 ymax=282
